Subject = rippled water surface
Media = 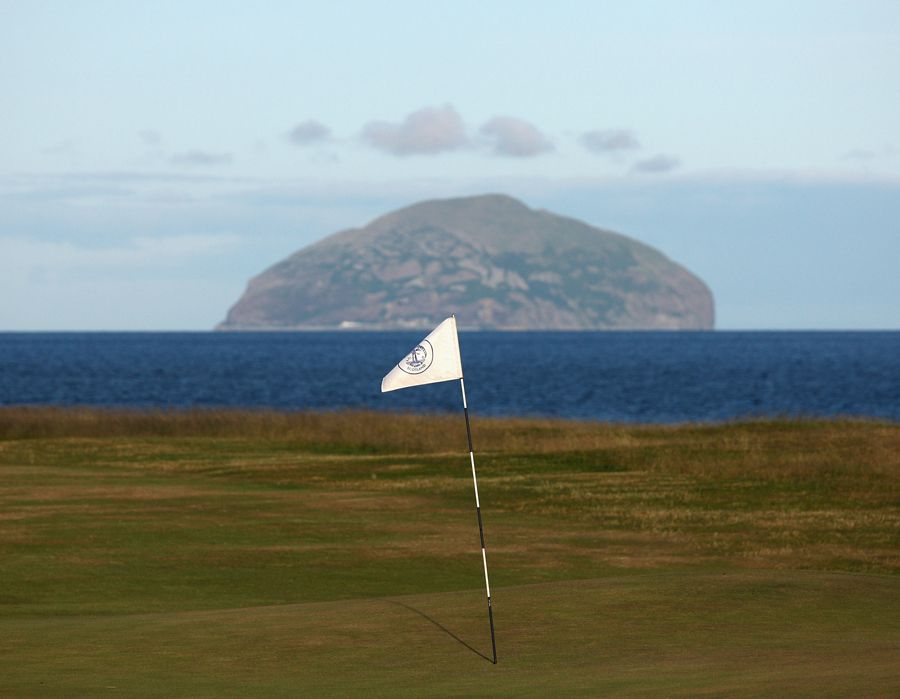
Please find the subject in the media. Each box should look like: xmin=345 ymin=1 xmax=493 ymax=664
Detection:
xmin=1 ymin=331 xmax=897 ymax=423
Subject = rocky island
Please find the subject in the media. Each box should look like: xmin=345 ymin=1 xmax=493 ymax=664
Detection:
xmin=218 ymin=194 xmax=714 ymax=330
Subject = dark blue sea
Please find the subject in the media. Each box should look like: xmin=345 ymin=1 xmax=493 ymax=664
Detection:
xmin=0 ymin=332 xmax=897 ymax=423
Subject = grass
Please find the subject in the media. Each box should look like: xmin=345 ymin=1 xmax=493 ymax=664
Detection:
xmin=1 ymin=408 xmax=898 ymax=696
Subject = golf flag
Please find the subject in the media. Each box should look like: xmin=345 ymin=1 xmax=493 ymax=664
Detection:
xmin=378 ymin=313 xmax=498 ymax=663
xmin=381 ymin=316 xmax=463 ymax=393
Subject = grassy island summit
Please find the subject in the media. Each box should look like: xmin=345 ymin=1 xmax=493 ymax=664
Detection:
xmin=1 ymin=409 xmax=897 ymax=696
xmin=218 ymin=194 xmax=714 ymax=330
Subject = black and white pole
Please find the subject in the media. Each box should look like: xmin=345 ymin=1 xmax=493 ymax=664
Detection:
xmin=460 ymin=375 xmax=497 ymax=665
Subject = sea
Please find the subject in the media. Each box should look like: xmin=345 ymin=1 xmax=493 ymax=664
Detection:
xmin=0 ymin=331 xmax=897 ymax=423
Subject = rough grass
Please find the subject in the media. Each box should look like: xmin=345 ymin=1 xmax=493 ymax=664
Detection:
xmin=0 ymin=409 xmax=898 ymax=696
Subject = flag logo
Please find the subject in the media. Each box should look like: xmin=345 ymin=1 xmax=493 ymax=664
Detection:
xmin=381 ymin=317 xmax=462 ymax=393
xmin=399 ymin=340 xmax=433 ymax=375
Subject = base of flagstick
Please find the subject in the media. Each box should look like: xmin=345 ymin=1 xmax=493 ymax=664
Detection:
xmin=488 ymin=597 xmax=497 ymax=664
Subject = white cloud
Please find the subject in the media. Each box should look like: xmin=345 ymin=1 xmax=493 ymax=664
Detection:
xmin=139 ymin=129 xmax=163 ymax=147
xmin=361 ymin=104 xmax=469 ymax=156
xmin=170 ymin=150 xmax=233 ymax=167
xmin=480 ymin=116 xmax=553 ymax=157
xmin=287 ymin=120 xmax=332 ymax=146
xmin=580 ymin=129 xmax=640 ymax=154
xmin=632 ymin=154 xmax=681 ymax=174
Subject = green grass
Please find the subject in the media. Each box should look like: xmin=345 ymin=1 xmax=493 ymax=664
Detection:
xmin=1 ymin=409 xmax=898 ymax=696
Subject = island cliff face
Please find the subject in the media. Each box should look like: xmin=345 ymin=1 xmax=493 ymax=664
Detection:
xmin=218 ymin=194 xmax=714 ymax=330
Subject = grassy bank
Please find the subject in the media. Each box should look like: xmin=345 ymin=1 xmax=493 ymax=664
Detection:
xmin=1 ymin=409 xmax=898 ymax=696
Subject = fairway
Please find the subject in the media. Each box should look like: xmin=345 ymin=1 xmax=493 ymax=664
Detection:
xmin=1 ymin=410 xmax=898 ymax=696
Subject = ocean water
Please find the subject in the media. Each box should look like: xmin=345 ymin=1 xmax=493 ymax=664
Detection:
xmin=0 ymin=331 xmax=897 ymax=423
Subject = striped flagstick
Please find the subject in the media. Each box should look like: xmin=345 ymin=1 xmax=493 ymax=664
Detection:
xmin=460 ymin=376 xmax=497 ymax=665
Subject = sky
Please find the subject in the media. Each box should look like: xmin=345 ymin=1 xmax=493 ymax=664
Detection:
xmin=1 ymin=0 xmax=899 ymax=330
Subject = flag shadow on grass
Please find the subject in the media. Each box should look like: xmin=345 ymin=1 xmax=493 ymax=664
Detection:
xmin=382 ymin=598 xmax=494 ymax=663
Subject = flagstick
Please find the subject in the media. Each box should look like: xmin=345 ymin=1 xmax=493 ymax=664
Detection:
xmin=460 ymin=376 xmax=497 ymax=665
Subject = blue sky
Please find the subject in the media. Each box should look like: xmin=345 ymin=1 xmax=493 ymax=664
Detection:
xmin=2 ymin=0 xmax=898 ymax=329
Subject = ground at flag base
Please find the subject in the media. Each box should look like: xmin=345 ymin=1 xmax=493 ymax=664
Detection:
xmin=5 ymin=572 xmax=896 ymax=696
xmin=1 ymin=410 xmax=898 ymax=696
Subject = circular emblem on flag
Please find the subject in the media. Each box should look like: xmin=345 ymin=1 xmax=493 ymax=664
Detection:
xmin=399 ymin=339 xmax=434 ymax=375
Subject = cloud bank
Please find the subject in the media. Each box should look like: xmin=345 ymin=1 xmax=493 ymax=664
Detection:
xmin=287 ymin=109 xmax=679 ymax=166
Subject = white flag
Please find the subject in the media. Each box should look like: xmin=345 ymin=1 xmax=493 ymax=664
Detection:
xmin=381 ymin=316 xmax=463 ymax=393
